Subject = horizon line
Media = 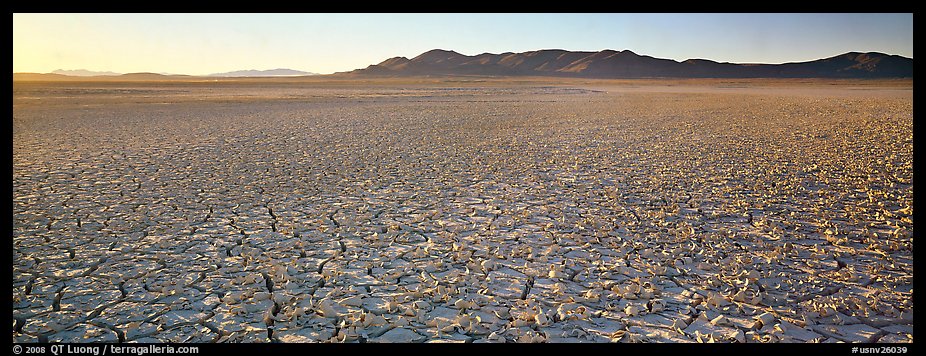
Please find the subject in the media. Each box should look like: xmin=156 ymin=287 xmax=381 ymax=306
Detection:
xmin=14 ymin=48 xmax=913 ymax=77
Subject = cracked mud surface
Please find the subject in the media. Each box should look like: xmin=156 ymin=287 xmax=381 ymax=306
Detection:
xmin=13 ymin=79 xmax=912 ymax=343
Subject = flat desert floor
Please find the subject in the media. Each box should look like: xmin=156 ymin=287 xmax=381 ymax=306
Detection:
xmin=12 ymin=78 xmax=913 ymax=343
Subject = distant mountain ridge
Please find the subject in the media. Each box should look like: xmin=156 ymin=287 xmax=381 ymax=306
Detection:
xmin=348 ymin=49 xmax=913 ymax=78
xmin=208 ymin=68 xmax=317 ymax=77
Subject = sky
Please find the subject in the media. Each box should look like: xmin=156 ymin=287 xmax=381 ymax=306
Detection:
xmin=13 ymin=13 xmax=914 ymax=75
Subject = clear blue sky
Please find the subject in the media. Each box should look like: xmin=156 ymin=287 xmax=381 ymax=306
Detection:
xmin=13 ymin=13 xmax=913 ymax=75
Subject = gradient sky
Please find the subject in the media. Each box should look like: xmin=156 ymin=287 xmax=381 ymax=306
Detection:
xmin=13 ymin=13 xmax=914 ymax=75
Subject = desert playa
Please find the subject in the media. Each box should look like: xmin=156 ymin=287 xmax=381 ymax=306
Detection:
xmin=11 ymin=77 xmax=912 ymax=343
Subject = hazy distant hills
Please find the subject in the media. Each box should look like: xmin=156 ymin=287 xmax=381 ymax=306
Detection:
xmin=13 ymin=72 xmax=193 ymax=81
xmin=52 ymin=69 xmax=121 ymax=76
xmin=14 ymin=68 xmax=316 ymax=81
xmin=207 ymin=68 xmax=317 ymax=77
xmin=349 ymin=49 xmax=913 ymax=78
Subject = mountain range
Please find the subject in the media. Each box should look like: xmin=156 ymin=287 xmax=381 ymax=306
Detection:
xmin=347 ymin=49 xmax=913 ymax=78
xmin=16 ymin=51 xmax=912 ymax=81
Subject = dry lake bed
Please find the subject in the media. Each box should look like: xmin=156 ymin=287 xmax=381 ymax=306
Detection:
xmin=12 ymin=78 xmax=913 ymax=343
